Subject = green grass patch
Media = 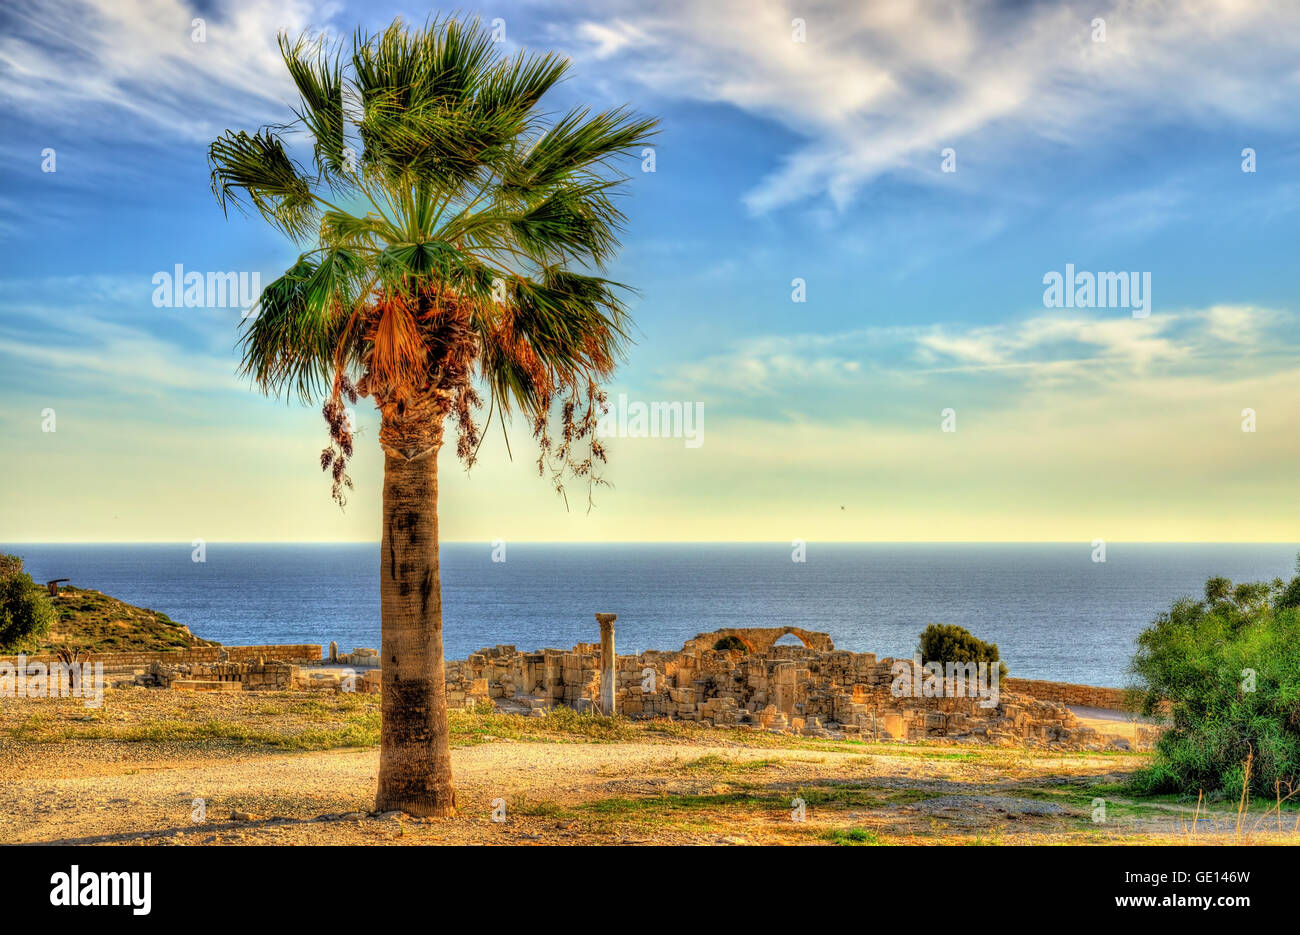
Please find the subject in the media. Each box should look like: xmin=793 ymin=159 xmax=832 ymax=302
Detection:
xmin=40 ymin=715 xmax=380 ymax=750
xmin=821 ymin=827 xmax=884 ymax=845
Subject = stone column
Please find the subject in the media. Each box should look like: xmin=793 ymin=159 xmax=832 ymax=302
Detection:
xmin=596 ymin=613 xmax=617 ymax=715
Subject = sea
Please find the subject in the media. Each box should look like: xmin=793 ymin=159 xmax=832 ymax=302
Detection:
xmin=4 ymin=543 xmax=1296 ymax=688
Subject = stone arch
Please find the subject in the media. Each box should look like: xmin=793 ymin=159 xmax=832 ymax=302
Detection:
xmin=760 ymin=626 xmax=834 ymax=653
xmin=684 ymin=627 xmax=834 ymax=655
xmin=712 ymin=634 xmax=756 ymax=653
xmin=772 ymin=628 xmax=814 ymax=648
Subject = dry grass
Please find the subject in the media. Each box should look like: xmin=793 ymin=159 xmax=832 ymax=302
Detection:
xmin=2 ymin=688 xmax=1298 ymax=845
xmin=11 ymin=585 xmax=217 ymax=654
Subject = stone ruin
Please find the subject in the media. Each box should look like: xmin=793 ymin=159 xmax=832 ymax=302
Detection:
xmin=107 ymin=618 xmax=1153 ymax=751
xmin=129 ymin=646 xmax=381 ymax=693
xmin=137 ymin=659 xmax=299 ymax=692
xmin=445 ymin=619 xmax=1149 ymax=751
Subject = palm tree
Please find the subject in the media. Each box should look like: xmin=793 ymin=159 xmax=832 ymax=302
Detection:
xmin=208 ymin=16 xmax=656 ymax=816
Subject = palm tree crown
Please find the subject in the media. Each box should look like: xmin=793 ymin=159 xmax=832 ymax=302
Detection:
xmin=209 ymin=16 xmax=657 ymax=503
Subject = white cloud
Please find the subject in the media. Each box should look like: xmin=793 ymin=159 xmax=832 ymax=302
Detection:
xmin=565 ymin=0 xmax=1300 ymax=213
xmin=661 ymin=304 xmax=1299 ymax=404
xmin=0 ymin=0 xmax=337 ymax=141
xmin=574 ymin=20 xmax=651 ymax=59
xmin=917 ymin=314 xmax=1192 ymax=375
xmin=0 ymin=315 xmax=244 ymax=394
xmin=0 ymin=274 xmax=250 ymax=394
xmin=1202 ymin=304 xmax=1277 ymax=347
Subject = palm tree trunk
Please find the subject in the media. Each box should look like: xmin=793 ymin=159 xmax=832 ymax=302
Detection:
xmin=375 ymin=432 xmax=455 ymax=817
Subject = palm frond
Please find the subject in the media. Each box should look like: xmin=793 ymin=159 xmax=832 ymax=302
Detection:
xmin=507 ymin=180 xmax=625 ymax=264
xmin=504 ymin=106 xmax=657 ymax=197
xmin=240 ymin=256 xmax=340 ymax=399
xmin=211 ymin=12 xmax=657 ymax=498
xmin=208 ymin=129 xmax=319 ymax=241
xmin=320 ymin=210 xmax=390 ymax=250
xmin=483 ymin=268 xmax=630 ymax=414
xmin=473 ymin=49 xmax=570 ymax=129
xmin=280 ymin=32 xmax=348 ymax=179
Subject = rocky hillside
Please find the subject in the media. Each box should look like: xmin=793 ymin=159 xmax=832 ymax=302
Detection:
xmin=23 ymin=585 xmax=218 ymax=654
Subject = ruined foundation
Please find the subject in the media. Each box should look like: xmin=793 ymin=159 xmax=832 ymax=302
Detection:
xmin=85 ymin=624 xmax=1153 ymax=751
xmin=444 ymin=626 xmax=1154 ymax=751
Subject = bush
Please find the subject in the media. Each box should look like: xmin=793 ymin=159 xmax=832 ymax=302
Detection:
xmin=713 ymin=635 xmax=748 ymax=652
xmin=0 ymin=554 xmax=56 ymax=651
xmin=1128 ymin=561 xmax=1300 ymax=798
xmin=918 ymin=623 xmax=1007 ymax=679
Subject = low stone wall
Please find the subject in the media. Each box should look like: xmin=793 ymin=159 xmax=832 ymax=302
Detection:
xmin=1003 ymin=678 xmax=1129 ymax=711
xmin=0 ymin=644 xmax=322 ymax=670
xmin=148 ymin=660 xmax=299 ymax=691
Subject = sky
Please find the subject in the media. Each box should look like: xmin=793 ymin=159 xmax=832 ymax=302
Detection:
xmin=0 ymin=0 xmax=1298 ymax=543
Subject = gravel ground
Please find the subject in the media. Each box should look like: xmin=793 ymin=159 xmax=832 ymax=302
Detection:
xmin=3 ymin=691 xmax=1295 ymax=845
xmin=4 ymin=742 xmax=870 ymax=845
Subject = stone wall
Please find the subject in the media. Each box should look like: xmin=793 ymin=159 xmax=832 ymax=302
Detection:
xmin=443 ymin=628 xmax=1149 ymax=751
xmin=1003 ymin=678 xmax=1129 ymax=711
xmin=146 ymin=659 xmax=299 ymax=691
xmin=0 ymin=644 xmax=322 ymax=671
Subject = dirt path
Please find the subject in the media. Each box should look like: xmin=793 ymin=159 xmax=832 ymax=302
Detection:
xmin=2 ymin=690 xmax=1292 ymax=846
xmin=1068 ymin=705 xmax=1152 ymax=745
xmin=8 ymin=736 xmax=1290 ymax=845
xmin=6 ymin=742 xmax=857 ymax=844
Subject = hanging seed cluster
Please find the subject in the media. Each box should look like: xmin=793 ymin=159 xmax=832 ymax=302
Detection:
xmin=533 ymin=383 xmax=610 ymax=512
xmin=320 ymin=374 xmax=358 ymax=507
xmin=316 ymin=281 xmax=614 ymax=510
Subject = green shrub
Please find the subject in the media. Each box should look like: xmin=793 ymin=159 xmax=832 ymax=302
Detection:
xmin=918 ymin=623 xmax=1007 ymax=679
xmin=1128 ymin=561 xmax=1300 ymax=798
xmin=713 ymin=635 xmax=748 ymax=652
xmin=0 ymin=554 xmax=56 ymax=652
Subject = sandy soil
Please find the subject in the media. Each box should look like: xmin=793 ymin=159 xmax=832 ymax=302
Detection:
xmin=4 ymin=737 xmax=1293 ymax=845
xmin=2 ymin=691 xmax=1293 ymax=846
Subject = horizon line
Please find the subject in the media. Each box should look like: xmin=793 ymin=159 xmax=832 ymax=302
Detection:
xmin=4 ymin=540 xmax=1299 ymax=546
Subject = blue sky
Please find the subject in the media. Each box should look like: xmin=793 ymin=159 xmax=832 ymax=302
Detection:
xmin=1 ymin=0 xmax=1298 ymax=542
